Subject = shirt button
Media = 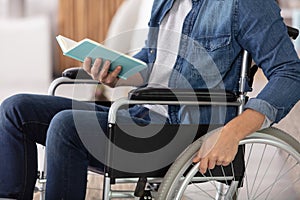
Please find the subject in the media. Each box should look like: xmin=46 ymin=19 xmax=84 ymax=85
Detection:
xmin=150 ymin=49 xmax=154 ymax=54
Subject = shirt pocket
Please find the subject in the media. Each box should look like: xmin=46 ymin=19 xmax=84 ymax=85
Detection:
xmin=188 ymin=35 xmax=231 ymax=88
xmin=197 ymin=35 xmax=231 ymax=52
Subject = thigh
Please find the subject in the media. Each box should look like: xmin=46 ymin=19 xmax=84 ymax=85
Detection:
xmin=1 ymin=93 xmax=109 ymax=145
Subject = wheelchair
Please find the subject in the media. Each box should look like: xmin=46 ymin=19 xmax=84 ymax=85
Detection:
xmin=36 ymin=26 xmax=300 ymax=200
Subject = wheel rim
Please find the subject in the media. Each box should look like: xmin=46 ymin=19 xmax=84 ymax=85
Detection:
xmin=171 ymin=135 xmax=300 ymax=200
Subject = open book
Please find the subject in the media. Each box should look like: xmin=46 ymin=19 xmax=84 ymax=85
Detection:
xmin=56 ymin=35 xmax=147 ymax=80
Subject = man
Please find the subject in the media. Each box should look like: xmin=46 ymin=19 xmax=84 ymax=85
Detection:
xmin=1 ymin=0 xmax=300 ymax=199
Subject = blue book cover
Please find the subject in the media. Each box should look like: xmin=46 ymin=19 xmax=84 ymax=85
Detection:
xmin=56 ymin=35 xmax=147 ymax=80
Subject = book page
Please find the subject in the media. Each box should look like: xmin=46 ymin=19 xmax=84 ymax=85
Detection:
xmin=56 ymin=35 xmax=78 ymax=52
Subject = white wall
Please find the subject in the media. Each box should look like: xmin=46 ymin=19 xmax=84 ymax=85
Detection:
xmin=0 ymin=0 xmax=58 ymax=102
xmin=0 ymin=0 xmax=58 ymax=18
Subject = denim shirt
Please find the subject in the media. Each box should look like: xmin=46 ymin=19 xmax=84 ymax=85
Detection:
xmin=133 ymin=0 xmax=300 ymax=125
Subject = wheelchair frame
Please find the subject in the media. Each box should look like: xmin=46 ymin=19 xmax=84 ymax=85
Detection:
xmin=35 ymin=27 xmax=300 ymax=200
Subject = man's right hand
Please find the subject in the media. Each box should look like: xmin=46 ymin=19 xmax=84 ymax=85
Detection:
xmin=83 ymin=57 xmax=121 ymax=88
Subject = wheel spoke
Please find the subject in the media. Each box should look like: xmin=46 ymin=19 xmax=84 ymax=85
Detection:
xmin=244 ymin=144 xmax=254 ymax=199
xmin=253 ymin=161 xmax=298 ymax=199
xmin=157 ymin=129 xmax=300 ymax=200
xmin=252 ymin=147 xmax=278 ymax=198
xmin=250 ymin=144 xmax=267 ymax=196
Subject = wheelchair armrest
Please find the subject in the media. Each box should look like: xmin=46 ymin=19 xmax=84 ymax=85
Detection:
xmin=62 ymin=67 xmax=93 ymax=80
xmin=287 ymin=26 xmax=299 ymax=40
xmin=48 ymin=67 xmax=98 ymax=96
xmin=128 ymin=87 xmax=238 ymax=102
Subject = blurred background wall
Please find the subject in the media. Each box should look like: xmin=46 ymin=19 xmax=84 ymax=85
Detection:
xmin=0 ymin=0 xmax=57 ymax=100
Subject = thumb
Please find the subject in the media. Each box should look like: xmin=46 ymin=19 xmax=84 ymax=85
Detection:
xmin=192 ymin=148 xmax=203 ymax=163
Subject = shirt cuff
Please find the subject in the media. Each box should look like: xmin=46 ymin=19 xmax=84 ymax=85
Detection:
xmin=260 ymin=115 xmax=272 ymax=130
xmin=244 ymin=98 xmax=277 ymax=124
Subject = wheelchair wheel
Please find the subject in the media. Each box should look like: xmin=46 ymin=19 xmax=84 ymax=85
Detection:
xmin=157 ymin=127 xmax=300 ymax=200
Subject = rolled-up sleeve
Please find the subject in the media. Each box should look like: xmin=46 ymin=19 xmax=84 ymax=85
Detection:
xmin=244 ymin=98 xmax=277 ymax=123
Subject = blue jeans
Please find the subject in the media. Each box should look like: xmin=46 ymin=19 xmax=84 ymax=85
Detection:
xmin=0 ymin=94 xmax=167 ymax=199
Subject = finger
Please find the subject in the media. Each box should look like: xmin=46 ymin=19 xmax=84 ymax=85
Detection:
xmin=193 ymin=144 xmax=206 ymax=163
xmin=83 ymin=57 xmax=92 ymax=74
xmin=192 ymin=155 xmax=200 ymax=163
xmin=110 ymin=66 xmax=122 ymax=79
xmin=222 ymin=159 xmax=232 ymax=167
xmin=193 ymin=149 xmax=203 ymax=163
xmin=208 ymin=159 xmax=216 ymax=170
xmin=216 ymin=160 xmax=223 ymax=166
xmin=215 ymin=156 xmax=225 ymax=166
xmin=199 ymin=157 xmax=208 ymax=174
xmin=105 ymin=66 xmax=121 ymax=85
xmin=99 ymin=60 xmax=111 ymax=81
xmin=91 ymin=58 xmax=102 ymax=79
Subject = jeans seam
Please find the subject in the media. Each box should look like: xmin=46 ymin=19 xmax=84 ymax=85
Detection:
xmin=22 ymin=121 xmax=49 ymax=127
xmin=19 ymin=133 xmax=27 ymax=199
xmin=64 ymin=153 xmax=67 ymax=199
xmin=19 ymin=121 xmax=48 ymax=199
xmin=65 ymin=146 xmax=72 ymax=199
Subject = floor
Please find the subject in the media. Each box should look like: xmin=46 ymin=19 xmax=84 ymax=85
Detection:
xmin=1 ymin=69 xmax=299 ymax=199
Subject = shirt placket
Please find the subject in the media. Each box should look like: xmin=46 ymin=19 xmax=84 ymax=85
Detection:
xmin=168 ymin=0 xmax=202 ymax=123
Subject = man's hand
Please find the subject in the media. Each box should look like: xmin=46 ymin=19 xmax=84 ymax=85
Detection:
xmin=83 ymin=57 xmax=121 ymax=88
xmin=193 ymin=109 xmax=265 ymax=174
xmin=192 ymin=127 xmax=239 ymax=174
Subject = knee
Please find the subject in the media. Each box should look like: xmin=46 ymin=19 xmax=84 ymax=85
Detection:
xmin=46 ymin=110 xmax=78 ymax=146
xmin=1 ymin=94 xmax=35 ymax=116
xmin=0 ymin=94 xmax=34 ymax=123
xmin=46 ymin=110 xmax=105 ymax=152
xmin=46 ymin=110 xmax=90 ymax=158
